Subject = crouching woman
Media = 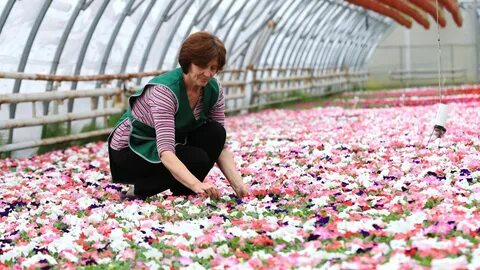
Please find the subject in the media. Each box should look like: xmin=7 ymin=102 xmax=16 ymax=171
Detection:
xmin=108 ymin=32 xmax=248 ymax=200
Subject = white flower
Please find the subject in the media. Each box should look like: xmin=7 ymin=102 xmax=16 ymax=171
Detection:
xmin=401 ymin=162 xmax=411 ymax=173
xmin=61 ymin=250 xmax=78 ymax=263
xmin=456 ymin=179 xmax=471 ymax=190
xmin=252 ymin=250 xmax=272 ymax=260
xmin=302 ymin=218 xmax=317 ymax=232
xmin=268 ymin=226 xmax=301 ymax=242
xmin=48 ymin=233 xmax=84 ymax=253
xmin=385 ymin=212 xmax=426 ymax=234
xmin=358 ymin=172 xmax=373 ymax=188
xmin=310 ymin=196 xmax=329 ymax=210
xmin=87 ymin=212 xmax=105 ymax=223
xmin=84 ymin=225 xmax=104 ymax=242
xmin=183 ymin=262 xmax=206 ymax=270
xmin=187 ymin=206 xmax=201 ymax=215
xmin=97 ymin=257 xmax=112 ymax=264
xmin=172 ymin=236 xmax=191 ymax=246
xmin=89 ymin=160 xmax=100 ymax=167
xmin=469 ymin=247 xmax=480 ymax=270
xmin=197 ymin=247 xmax=215 ymax=259
xmin=76 ymin=196 xmax=97 ymax=210
xmin=145 ymin=261 xmax=161 ymax=270
xmin=22 ymin=254 xmax=57 ymax=268
xmin=161 ymin=219 xmax=208 ymax=239
xmin=144 ymin=248 xmax=163 ymax=259
xmin=217 ymin=244 xmax=229 ymax=254
xmin=226 ymin=227 xmax=258 ymax=238
xmin=389 ymin=239 xmax=406 ymax=250
xmin=432 ymin=256 xmax=467 ymax=270
xmin=110 ymin=240 xmax=130 ymax=253
xmin=179 ymin=249 xmax=194 ymax=258
xmin=378 ymin=253 xmax=414 ymax=270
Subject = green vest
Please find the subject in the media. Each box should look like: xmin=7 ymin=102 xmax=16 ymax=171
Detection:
xmin=110 ymin=68 xmax=220 ymax=163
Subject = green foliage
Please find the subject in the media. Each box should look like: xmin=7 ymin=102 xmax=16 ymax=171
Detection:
xmin=71 ymin=121 xmax=108 ymax=147
xmin=423 ymin=198 xmax=443 ymax=209
xmin=107 ymin=112 xmax=123 ymax=128
xmin=412 ymin=253 xmax=433 ymax=267
xmin=37 ymin=123 xmax=70 ymax=155
xmin=0 ymin=132 xmax=8 ymax=159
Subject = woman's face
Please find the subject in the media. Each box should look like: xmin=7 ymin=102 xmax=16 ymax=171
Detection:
xmin=188 ymin=58 xmax=218 ymax=87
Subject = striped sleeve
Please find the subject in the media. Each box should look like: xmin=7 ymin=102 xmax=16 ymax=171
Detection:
xmin=146 ymin=85 xmax=178 ymax=155
xmin=208 ymin=79 xmax=225 ymax=126
xmin=109 ymin=119 xmax=130 ymax=150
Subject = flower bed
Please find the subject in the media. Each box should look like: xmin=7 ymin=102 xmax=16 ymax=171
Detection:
xmin=325 ymin=94 xmax=480 ymax=108
xmin=1 ymin=101 xmax=480 ymax=269
xmin=340 ymin=85 xmax=480 ymax=99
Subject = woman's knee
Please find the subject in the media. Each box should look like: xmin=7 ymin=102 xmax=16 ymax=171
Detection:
xmin=176 ymin=146 xmax=211 ymax=169
xmin=206 ymin=121 xmax=226 ymax=146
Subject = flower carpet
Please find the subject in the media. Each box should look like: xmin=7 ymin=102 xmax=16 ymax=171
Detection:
xmin=326 ymin=85 xmax=480 ymax=108
xmin=1 ymin=100 xmax=480 ymax=269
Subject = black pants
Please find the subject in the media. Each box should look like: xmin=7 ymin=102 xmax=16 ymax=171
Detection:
xmin=108 ymin=121 xmax=226 ymax=198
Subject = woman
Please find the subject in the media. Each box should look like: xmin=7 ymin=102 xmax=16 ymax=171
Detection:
xmin=108 ymin=32 xmax=248 ymax=200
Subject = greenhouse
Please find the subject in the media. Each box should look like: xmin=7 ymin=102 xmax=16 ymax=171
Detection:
xmin=0 ymin=0 xmax=479 ymax=268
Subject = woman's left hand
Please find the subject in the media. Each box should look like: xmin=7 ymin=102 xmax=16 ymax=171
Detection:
xmin=231 ymin=182 xmax=249 ymax=198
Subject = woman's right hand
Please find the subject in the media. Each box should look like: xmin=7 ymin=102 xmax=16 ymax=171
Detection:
xmin=191 ymin=182 xmax=220 ymax=199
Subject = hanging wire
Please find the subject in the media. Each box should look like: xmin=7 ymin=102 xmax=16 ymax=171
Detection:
xmin=435 ymin=0 xmax=444 ymax=103
xmin=426 ymin=0 xmax=446 ymax=146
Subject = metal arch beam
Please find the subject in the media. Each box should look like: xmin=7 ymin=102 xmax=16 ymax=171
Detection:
xmin=267 ymin=0 xmax=314 ymax=72
xmin=316 ymin=6 xmax=356 ymax=71
xmin=44 ymin=0 xmax=87 ymax=115
xmin=310 ymin=4 xmax=350 ymax=71
xmin=286 ymin=1 xmax=329 ymax=69
xmin=218 ymin=1 xmax=250 ymax=50
xmin=338 ymin=33 xmax=367 ymax=69
xmin=349 ymin=22 xmax=386 ymax=69
xmin=258 ymin=0 xmax=303 ymax=67
xmin=213 ymin=1 xmax=248 ymax=44
xmin=136 ymin=0 xmax=177 ymax=85
xmin=117 ymin=0 xmax=157 ymax=87
xmin=227 ymin=0 xmax=273 ymax=53
xmin=296 ymin=4 xmax=343 ymax=69
xmin=315 ymin=5 xmax=354 ymax=70
xmin=334 ymin=14 xmax=367 ymax=70
xmin=197 ymin=0 xmax=223 ymax=30
xmin=339 ymin=15 xmax=384 ymax=70
xmin=242 ymin=22 xmax=274 ymax=68
xmin=278 ymin=1 xmax=325 ymax=68
xmin=237 ymin=0 xmax=288 ymax=68
xmin=8 ymin=0 xmax=52 ymax=145
xmin=95 ymin=0 xmax=137 ymax=88
xmin=348 ymin=15 xmax=390 ymax=69
xmin=327 ymin=11 xmax=366 ymax=70
xmin=355 ymin=23 xmax=390 ymax=69
xmin=69 ymin=0 xmax=110 ymax=112
xmin=211 ymin=0 xmax=238 ymax=34
xmin=299 ymin=3 xmax=345 ymax=69
xmin=156 ymin=0 xmax=195 ymax=70
xmin=90 ymin=0 xmax=138 ymax=125
xmin=230 ymin=1 xmax=287 ymax=68
xmin=0 ymin=0 xmax=14 ymax=35
xmin=324 ymin=12 xmax=363 ymax=71
xmin=170 ymin=0 xmax=223 ymax=70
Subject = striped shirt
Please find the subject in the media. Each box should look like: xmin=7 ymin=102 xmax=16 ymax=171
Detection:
xmin=110 ymin=83 xmax=225 ymax=155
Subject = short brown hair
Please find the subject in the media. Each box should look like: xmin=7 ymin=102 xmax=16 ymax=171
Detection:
xmin=178 ymin=32 xmax=226 ymax=74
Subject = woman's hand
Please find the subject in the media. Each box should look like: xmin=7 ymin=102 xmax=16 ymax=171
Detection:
xmin=216 ymin=148 xmax=249 ymax=198
xmin=231 ymin=182 xmax=249 ymax=198
xmin=191 ymin=182 xmax=220 ymax=199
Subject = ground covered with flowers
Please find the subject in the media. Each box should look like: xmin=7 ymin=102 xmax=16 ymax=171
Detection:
xmin=1 ymin=95 xmax=480 ymax=269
